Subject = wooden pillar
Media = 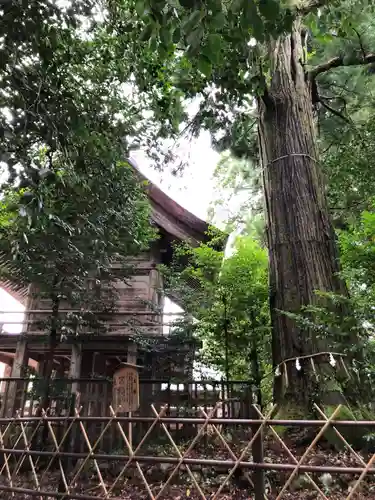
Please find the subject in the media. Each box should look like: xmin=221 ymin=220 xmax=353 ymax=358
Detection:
xmin=0 ymin=362 xmax=12 ymax=417
xmin=37 ymin=358 xmax=45 ymax=376
xmin=66 ymin=343 xmax=82 ymax=467
xmin=6 ymin=339 xmax=29 ymax=417
xmin=69 ymin=344 xmax=82 ymax=407
xmin=127 ymin=342 xmax=137 ymax=365
xmin=56 ymin=359 xmax=65 ymax=378
xmin=149 ymin=266 xmax=163 ymax=335
xmin=0 ymin=363 xmax=12 ymax=393
xmin=127 ymin=342 xmax=138 ymax=445
xmin=12 ymin=340 xmax=28 ymax=377
xmin=90 ymin=353 xmax=108 ymax=416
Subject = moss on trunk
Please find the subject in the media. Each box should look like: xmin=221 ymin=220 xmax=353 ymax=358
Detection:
xmin=272 ymin=403 xmax=373 ymax=452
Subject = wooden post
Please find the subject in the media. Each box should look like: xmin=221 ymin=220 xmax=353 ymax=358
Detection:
xmin=127 ymin=342 xmax=137 ymax=365
xmin=0 ymin=362 xmax=12 ymax=417
xmin=0 ymin=363 xmax=12 ymax=392
xmin=69 ymin=343 xmax=82 ymax=403
xmin=37 ymin=358 xmax=45 ymax=376
xmin=250 ymin=405 xmax=265 ymax=500
xmin=6 ymin=339 xmax=28 ymax=417
xmin=68 ymin=343 xmax=82 ymax=462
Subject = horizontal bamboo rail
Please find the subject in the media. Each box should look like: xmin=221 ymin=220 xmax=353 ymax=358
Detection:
xmin=0 ymin=447 xmax=373 ymax=475
xmin=0 ymin=415 xmax=373 ymax=426
xmin=0 ymin=310 xmax=183 ymax=315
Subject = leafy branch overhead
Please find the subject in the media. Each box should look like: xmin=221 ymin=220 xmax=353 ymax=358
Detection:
xmin=107 ymin=0 xmax=375 ymax=139
xmin=0 ymin=0 xmax=157 ymax=318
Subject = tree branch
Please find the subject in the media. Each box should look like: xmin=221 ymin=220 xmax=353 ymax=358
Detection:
xmin=310 ymin=53 xmax=375 ymax=78
xmin=352 ymin=27 xmax=367 ymax=60
xmin=319 ymin=100 xmax=351 ymax=124
xmin=298 ymin=0 xmax=330 ymax=15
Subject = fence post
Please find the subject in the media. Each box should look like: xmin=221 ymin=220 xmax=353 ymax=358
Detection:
xmin=58 ymin=393 xmax=77 ymax=498
xmin=250 ymin=404 xmax=265 ymax=500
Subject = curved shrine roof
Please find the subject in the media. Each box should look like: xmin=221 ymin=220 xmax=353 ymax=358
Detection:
xmin=1 ymin=161 xmax=219 ymax=305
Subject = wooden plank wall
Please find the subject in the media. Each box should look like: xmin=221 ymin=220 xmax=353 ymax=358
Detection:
xmin=22 ymin=252 xmax=164 ymax=338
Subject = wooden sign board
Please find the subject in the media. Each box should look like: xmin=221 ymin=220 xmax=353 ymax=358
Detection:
xmin=113 ymin=365 xmax=139 ymax=413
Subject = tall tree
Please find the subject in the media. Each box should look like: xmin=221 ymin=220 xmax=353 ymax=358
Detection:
xmin=163 ymin=235 xmax=270 ymax=404
xmin=284 ymin=203 xmax=375 ymax=405
xmin=0 ymin=0 xmax=157 ymax=409
xmin=0 ymin=0 xmax=168 ymax=186
xmin=0 ymin=160 xmax=154 ymax=407
xmin=107 ymin=0 xmax=375 ymax=405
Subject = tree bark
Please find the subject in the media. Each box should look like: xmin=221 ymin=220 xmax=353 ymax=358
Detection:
xmin=223 ymin=296 xmax=231 ymax=381
xmin=258 ymin=21 xmax=347 ymax=406
xmin=250 ymin=341 xmax=262 ymax=408
xmin=33 ymin=287 xmax=60 ymax=451
xmin=39 ymin=290 xmax=60 ymax=413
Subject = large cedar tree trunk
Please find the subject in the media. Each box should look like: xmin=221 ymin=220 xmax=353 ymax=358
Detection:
xmin=258 ymin=22 xmax=347 ymax=406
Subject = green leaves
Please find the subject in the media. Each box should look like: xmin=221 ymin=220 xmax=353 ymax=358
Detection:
xmin=243 ymin=0 xmax=264 ymax=41
xmin=258 ymin=0 xmax=280 ymax=21
xmin=163 ymin=234 xmax=270 ymax=381
xmin=160 ymin=25 xmax=173 ymax=46
xmin=172 ymin=26 xmax=182 ymax=43
xmin=204 ymin=33 xmax=222 ymax=64
xmin=211 ymin=12 xmax=225 ymax=30
xmin=135 ymin=0 xmax=147 ymax=16
xmin=230 ymin=0 xmax=244 ymax=14
xmin=140 ymin=23 xmax=155 ymax=42
xmin=0 ymin=0 xmax=157 ymax=316
xmin=182 ymin=10 xmax=203 ymax=34
xmin=197 ymin=57 xmax=212 ymax=77
xmin=186 ymin=26 xmax=204 ymax=49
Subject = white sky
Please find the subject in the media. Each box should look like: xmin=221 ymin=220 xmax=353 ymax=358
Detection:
xmin=0 ymin=292 xmax=25 ymax=332
xmin=132 ymin=131 xmax=219 ymax=220
xmin=0 ymin=290 xmax=25 ymax=377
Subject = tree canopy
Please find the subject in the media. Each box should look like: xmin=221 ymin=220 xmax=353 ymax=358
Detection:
xmin=0 ymin=0 xmax=159 ymax=407
xmin=0 ymin=0 xmax=157 ymax=302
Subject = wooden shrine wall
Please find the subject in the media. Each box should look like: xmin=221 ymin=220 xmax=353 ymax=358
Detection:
xmin=22 ymin=251 xmax=164 ymax=338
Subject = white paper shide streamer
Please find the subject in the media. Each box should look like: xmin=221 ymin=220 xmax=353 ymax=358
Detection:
xmin=329 ymin=353 xmax=336 ymax=367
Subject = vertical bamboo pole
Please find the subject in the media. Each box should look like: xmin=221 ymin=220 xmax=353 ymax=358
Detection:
xmin=127 ymin=343 xmax=137 ymax=445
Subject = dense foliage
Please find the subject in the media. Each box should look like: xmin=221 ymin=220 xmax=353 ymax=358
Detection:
xmin=162 ymin=234 xmax=271 ymax=403
xmin=0 ymin=0 xmax=156 ymax=310
xmin=0 ymin=0 xmax=157 ymax=406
